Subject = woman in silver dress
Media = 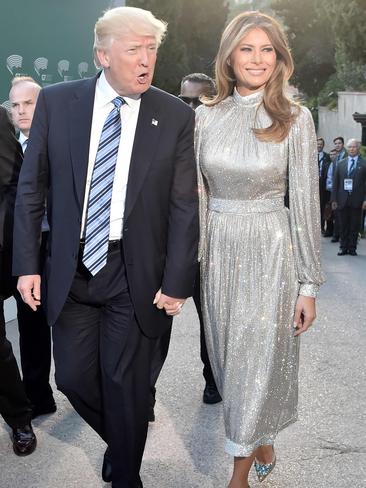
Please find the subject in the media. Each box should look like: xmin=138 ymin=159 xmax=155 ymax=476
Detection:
xmin=195 ymin=11 xmax=324 ymax=488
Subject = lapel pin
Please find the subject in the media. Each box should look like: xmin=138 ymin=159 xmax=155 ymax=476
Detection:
xmin=151 ymin=118 xmax=158 ymax=126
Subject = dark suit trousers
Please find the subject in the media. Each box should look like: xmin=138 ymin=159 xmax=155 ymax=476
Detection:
xmin=333 ymin=209 xmax=340 ymax=238
xmin=14 ymin=230 xmax=53 ymax=409
xmin=52 ymin=243 xmax=154 ymax=488
xmin=339 ymin=206 xmax=362 ymax=251
xmin=0 ymin=300 xmax=33 ymax=429
xmin=193 ymin=270 xmax=217 ymax=388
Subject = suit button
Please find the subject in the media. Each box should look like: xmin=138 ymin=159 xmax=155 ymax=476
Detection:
xmin=124 ymin=227 xmax=128 ymax=232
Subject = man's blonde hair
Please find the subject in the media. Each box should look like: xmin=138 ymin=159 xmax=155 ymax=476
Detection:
xmin=93 ymin=6 xmax=168 ymax=68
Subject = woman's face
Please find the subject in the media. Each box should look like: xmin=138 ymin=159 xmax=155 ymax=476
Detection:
xmin=229 ymin=27 xmax=277 ymax=96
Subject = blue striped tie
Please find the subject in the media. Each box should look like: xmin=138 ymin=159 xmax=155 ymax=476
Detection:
xmin=82 ymin=96 xmax=125 ymax=275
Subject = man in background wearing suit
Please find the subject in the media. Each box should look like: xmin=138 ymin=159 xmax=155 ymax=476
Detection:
xmin=331 ymin=136 xmax=348 ymax=243
xmin=13 ymin=7 xmax=198 ymax=488
xmin=0 ymin=106 xmax=37 ymax=456
xmin=334 ymin=136 xmax=347 ymax=164
xmin=317 ymin=137 xmax=332 ymax=235
xmin=332 ymin=139 xmax=366 ymax=256
xmin=9 ymin=77 xmax=56 ymax=419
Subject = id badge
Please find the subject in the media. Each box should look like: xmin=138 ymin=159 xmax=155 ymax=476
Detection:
xmin=344 ymin=179 xmax=353 ymax=191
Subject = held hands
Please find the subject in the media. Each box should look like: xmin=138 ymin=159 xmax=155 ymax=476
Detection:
xmin=153 ymin=288 xmax=186 ymax=316
xmin=293 ymin=295 xmax=316 ymax=337
xmin=17 ymin=275 xmax=41 ymax=311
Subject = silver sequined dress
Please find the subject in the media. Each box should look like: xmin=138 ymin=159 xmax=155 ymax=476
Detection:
xmin=195 ymin=90 xmax=324 ymax=457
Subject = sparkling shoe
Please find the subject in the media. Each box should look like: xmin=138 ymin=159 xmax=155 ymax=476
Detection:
xmin=254 ymin=450 xmax=276 ymax=482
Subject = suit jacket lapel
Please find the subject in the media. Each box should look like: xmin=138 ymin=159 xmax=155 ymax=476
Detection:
xmin=69 ymin=75 xmax=98 ymax=213
xmin=124 ymin=88 xmax=161 ymax=221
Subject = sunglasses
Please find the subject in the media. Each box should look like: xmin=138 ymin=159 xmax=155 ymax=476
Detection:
xmin=178 ymin=95 xmax=202 ymax=106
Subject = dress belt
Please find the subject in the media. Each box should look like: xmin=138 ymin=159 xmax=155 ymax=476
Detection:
xmin=208 ymin=197 xmax=284 ymax=215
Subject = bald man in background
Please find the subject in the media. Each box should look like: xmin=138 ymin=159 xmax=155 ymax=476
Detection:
xmin=0 ymin=105 xmax=36 ymax=455
xmin=9 ymin=77 xmax=56 ymax=418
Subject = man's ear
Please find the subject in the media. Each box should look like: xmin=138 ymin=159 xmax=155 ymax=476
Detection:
xmin=96 ymin=48 xmax=110 ymax=69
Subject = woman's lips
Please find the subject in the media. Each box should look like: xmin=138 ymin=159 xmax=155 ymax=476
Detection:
xmin=246 ymin=69 xmax=266 ymax=76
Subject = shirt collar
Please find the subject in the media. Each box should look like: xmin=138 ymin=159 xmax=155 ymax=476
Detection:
xmin=348 ymin=155 xmax=358 ymax=163
xmin=95 ymin=71 xmax=141 ymax=109
xmin=18 ymin=131 xmax=28 ymax=145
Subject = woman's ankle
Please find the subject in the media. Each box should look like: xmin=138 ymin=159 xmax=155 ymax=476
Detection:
xmin=255 ymin=444 xmax=274 ymax=464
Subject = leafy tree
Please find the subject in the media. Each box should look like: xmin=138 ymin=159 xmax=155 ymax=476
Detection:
xmin=127 ymin=0 xmax=228 ymax=94
xmin=318 ymin=0 xmax=366 ymax=66
xmin=228 ymin=0 xmax=273 ymax=21
xmin=318 ymin=0 xmax=366 ymax=93
xmin=179 ymin=0 xmax=228 ymax=77
xmin=272 ymin=0 xmax=336 ymax=98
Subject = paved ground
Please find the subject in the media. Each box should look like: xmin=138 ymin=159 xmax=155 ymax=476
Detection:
xmin=1 ymin=238 xmax=365 ymax=488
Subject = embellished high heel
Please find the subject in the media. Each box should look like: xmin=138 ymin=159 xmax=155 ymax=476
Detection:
xmin=254 ymin=449 xmax=276 ymax=482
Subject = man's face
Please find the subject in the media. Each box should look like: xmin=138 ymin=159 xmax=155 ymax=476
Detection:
xmin=329 ymin=150 xmax=337 ymax=162
xmin=347 ymin=142 xmax=360 ymax=158
xmin=317 ymin=139 xmax=324 ymax=152
xmin=179 ymin=81 xmax=209 ymax=110
xmin=9 ymin=82 xmax=40 ymax=136
xmin=334 ymin=139 xmax=344 ymax=153
xmin=96 ymin=32 xmax=157 ymax=96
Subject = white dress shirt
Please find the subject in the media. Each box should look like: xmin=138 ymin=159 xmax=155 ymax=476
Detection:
xmin=18 ymin=130 xmax=28 ymax=153
xmin=347 ymin=155 xmax=358 ymax=175
xmin=81 ymin=71 xmax=141 ymax=240
xmin=18 ymin=130 xmax=50 ymax=231
xmin=326 ymin=162 xmax=334 ymax=190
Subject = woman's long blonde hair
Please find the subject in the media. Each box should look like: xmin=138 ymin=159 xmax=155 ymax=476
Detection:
xmin=205 ymin=11 xmax=298 ymax=142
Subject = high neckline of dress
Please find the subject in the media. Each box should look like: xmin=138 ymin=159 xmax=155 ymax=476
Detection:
xmin=232 ymin=88 xmax=263 ymax=106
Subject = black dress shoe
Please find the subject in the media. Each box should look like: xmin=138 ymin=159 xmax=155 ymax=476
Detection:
xmin=12 ymin=424 xmax=37 ymax=456
xmin=102 ymin=447 xmax=112 ymax=483
xmin=349 ymin=250 xmax=357 ymax=256
xmin=203 ymin=383 xmax=222 ymax=404
xmin=337 ymin=250 xmax=348 ymax=256
xmin=331 ymin=237 xmax=339 ymax=243
xmin=32 ymin=402 xmax=57 ymax=419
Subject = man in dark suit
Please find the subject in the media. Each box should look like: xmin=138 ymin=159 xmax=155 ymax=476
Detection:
xmin=334 ymin=136 xmax=347 ymax=164
xmin=0 ymin=106 xmax=37 ymax=456
xmin=13 ymin=6 xmax=198 ymax=488
xmin=326 ymin=148 xmax=339 ymax=239
xmin=317 ymin=138 xmax=332 ymax=235
xmin=331 ymin=136 xmax=348 ymax=242
xmin=9 ymin=76 xmax=56 ymax=418
xmin=331 ymin=138 xmax=366 ymax=256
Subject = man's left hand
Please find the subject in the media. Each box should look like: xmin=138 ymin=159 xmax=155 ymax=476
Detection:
xmin=153 ymin=288 xmax=186 ymax=316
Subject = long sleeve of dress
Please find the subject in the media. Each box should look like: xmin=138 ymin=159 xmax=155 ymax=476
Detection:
xmin=194 ymin=105 xmax=209 ymax=262
xmin=288 ymin=106 xmax=325 ymax=297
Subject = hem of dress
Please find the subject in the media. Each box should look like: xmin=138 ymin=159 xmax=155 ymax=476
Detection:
xmin=224 ymin=415 xmax=298 ymax=457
